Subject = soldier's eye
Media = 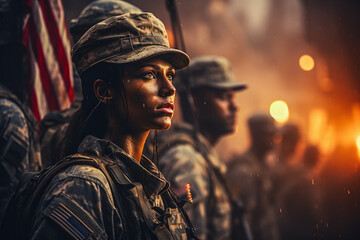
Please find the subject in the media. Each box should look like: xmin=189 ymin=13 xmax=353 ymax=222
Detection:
xmin=143 ymin=72 xmax=156 ymax=80
xmin=167 ymin=73 xmax=175 ymax=81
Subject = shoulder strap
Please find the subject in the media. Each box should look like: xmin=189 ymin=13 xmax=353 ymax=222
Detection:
xmin=68 ymin=154 xmax=132 ymax=239
xmin=16 ymin=153 xmax=131 ymax=240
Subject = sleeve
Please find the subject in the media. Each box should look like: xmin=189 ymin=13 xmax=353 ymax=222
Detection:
xmin=30 ymin=167 xmax=122 ymax=240
xmin=159 ymin=144 xmax=210 ymax=240
xmin=0 ymin=100 xmax=30 ymax=219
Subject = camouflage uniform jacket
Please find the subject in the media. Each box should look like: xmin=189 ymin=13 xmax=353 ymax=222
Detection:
xmin=39 ymin=99 xmax=81 ymax=167
xmin=0 ymin=85 xmax=42 ymax=221
xmin=227 ymin=151 xmax=279 ymax=240
xmin=158 ymin=122 xmax=232 ymax=240
xmin=29 ymin=135 xmax=195 ymax=240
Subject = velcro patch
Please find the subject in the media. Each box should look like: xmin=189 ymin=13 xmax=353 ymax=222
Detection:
xmin=44 ymin=194 xmax=105 ymax=240
xmin=49 ymin=203 xmax=92 ymax=240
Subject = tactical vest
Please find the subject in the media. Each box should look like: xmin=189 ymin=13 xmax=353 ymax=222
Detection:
xmin=0 ymin=153 xmax=198 ymax=240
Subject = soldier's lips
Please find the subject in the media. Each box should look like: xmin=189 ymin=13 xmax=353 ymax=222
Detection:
xmin=228 ymin=116 xmax=237 ymax=124
xmin=157 ymin=103 xmax=174 ymax=114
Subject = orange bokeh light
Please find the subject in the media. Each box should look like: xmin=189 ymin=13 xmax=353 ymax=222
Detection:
xmin=270 ymin=100 xmax=289 ymax=124
xmin=299 ymin=54 xmax=315 ymax=71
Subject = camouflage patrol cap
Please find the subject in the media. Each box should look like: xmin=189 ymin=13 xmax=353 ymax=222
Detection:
xmin=72 ymin=12 xmax=190 ymax=75
xmin=186 ymin=56 xmax=246 ymax=91
xmin=69 ymin=0 xmax=142 ymax=43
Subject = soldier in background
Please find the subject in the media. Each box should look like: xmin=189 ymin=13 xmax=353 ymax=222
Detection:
xmin=0 ymin=0 xmax=42 ymax=221
xmin=227 ymin=114 xmax=279 ymax=240
xmin=271 ymin=124 xmax=321 ymax=239
xmin=276 ymin=123 xmax=300 ymax=166
xmin=274 ymin=144 xmax=321 ymax=240
xmin=39 ymin=0 xmax=142 ymax=167
xmin=271 ymin=123 xmax=301 ymax=200
xmin=156 ymin=56 xmax=248 ymax=240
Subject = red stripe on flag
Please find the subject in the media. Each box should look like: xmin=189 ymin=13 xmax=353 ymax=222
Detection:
xmin=29 ymin=17 xmax=60 ymax=111
xmin=39 ymin=0 xmax=74 ymax=102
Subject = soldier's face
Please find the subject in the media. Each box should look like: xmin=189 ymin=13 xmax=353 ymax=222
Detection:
xmin=112 ymin=58 xmax=176 ymax=132
xmin=194 ymin=88 xmax=239 ymax=136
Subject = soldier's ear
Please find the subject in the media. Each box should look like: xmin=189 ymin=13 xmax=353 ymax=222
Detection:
xmin=93 ymin=79 xmax=113 ymax=104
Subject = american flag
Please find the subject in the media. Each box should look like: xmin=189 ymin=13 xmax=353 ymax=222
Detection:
xmin=23 ymin=0 xmax=74 ymax=121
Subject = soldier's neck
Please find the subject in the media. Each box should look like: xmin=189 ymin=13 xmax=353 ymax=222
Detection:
xmin=105 ymin=129 xmax=149 ymax=163
xmin=199 ymin=128 xmax=219 ymax=147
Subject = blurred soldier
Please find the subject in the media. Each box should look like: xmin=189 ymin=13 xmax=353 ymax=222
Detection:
xmin=39 ymin=0 xmax=142 ymax=167
xmin=227 ymin=114 xmax=279 ymax=240
xmin=0 ymin=0 xmax=42 ymax=221
xmin=156 ymin=56 xmax=248 ymax=240
xmin=274 ymin=140 xmax=322 ymax=240
xmin=271 ymin=123 xmax=301 ymax=198
xmin=277 ymin=123 xmax=300 ymax=166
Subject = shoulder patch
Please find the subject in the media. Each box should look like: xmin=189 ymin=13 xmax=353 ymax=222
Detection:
xmin=44 ymin=194 xmax=105 ymax=240
xmin=58 ymin=165 xmax=113 ymax=202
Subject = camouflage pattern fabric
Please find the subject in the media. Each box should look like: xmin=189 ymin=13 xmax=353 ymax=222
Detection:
xmin=158 ymin=122 xmax=232 ymax=240
xmin=72 ymin=12 xmax=190 ymax=75
xmin=30 ymin=135 xmax=193 ymax=239
xmin=69 ymin=0 xmax=142 ymax=44
xmin=39 ymin=99 xmax=81 ymax=167
xmin=0 ymin=85 xmax=42 ymax=221
xmin=227 ymin=151 xmax=279 ymax=240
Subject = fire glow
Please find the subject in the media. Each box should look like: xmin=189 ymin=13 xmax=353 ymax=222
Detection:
xmin=356 ymin=136 xmax=360 ymax=158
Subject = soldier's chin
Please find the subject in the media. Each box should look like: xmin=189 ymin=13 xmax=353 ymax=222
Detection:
xmin=152 ymin=118 xmax=172 ymax=131
xmin=223 ymin=125 xmax=237 ymax=135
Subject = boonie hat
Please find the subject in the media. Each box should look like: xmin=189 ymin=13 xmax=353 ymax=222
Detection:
xmin=72 ymin=12 xmax=190 ymax=75
xmin=69 ymin=0 xmax=142 ymax=43
xmin=186 ymin=56 xmax=246 ymax=91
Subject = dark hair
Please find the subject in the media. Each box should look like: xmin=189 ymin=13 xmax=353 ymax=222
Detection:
xmin=64 ymin=62 xmax=127 ymax=156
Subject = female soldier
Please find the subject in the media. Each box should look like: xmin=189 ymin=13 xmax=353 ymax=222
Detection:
xmin=29 ymin=13 xmax=195 ymax=239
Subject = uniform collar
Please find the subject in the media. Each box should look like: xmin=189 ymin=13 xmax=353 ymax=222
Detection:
xmin=78 ymin=135 xmax=170 ymax=198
